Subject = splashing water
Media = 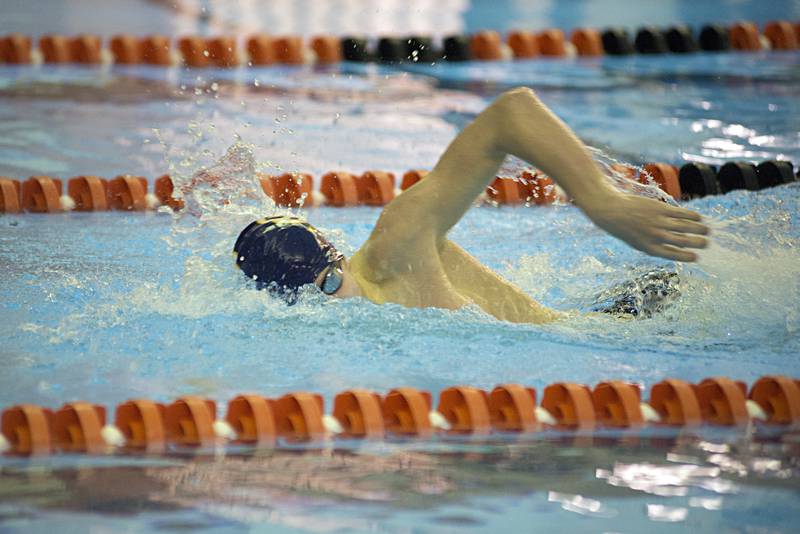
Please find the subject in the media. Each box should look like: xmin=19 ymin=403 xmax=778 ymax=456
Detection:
xmin=131 ymin=142 xmax=353 ymax=323
xmin=18 ymin=138 xmax=799 ymax=373
xmin=136 ymin=142 xmax=800 ymax=339
xmin=588 ymin=146 xmax=679 ymax=205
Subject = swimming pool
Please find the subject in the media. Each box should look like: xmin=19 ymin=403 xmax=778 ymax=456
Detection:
xmin=2 ymin=0 xmax=800 ymax=532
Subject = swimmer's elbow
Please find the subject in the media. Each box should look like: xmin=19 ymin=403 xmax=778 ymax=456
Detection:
xmin=493 ymin=87 xmax=541 ymax=112
xmin=485 ymin=87 xmax=546 ymax=147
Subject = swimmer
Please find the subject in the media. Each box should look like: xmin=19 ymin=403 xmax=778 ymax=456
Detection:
xmin=234 ymin=87 xmax=709 ymax=323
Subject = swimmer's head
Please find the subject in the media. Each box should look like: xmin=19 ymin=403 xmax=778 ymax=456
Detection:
xmin=234 ymin=216 xmax=344 ymax=304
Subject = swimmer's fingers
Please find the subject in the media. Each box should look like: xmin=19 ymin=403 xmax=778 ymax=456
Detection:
xmin=653 ymin=229 xmax=709 ymax=250
xmin=658 ymin=217 xmax=710 ymax=236
xmin=657 ymin=203 xmax=704 ymax=221
xmin=646 ymin=243 xmax=699 ymax=263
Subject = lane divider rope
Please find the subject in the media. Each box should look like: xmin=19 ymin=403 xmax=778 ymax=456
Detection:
xmin=1 ymin=376 xmax=797 ymax=456
xmin=1 ymin=20 xmax=798 ymax=67
xmin=0 ymin=159 xmax=796 ymax=214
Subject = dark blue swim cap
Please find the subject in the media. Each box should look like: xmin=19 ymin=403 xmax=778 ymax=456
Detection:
xmin=233 ymin=216 xmax=342 ymax=303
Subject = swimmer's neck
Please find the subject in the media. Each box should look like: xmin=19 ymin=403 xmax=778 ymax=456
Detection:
xmin=344 ymin=250 xmax=383 ymax=303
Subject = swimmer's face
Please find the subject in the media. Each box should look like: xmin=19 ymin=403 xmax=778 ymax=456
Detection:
xmin=314 ymin=256 xmax=362 ymax=299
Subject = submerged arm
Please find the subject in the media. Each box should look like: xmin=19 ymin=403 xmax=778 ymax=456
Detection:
xmin=379 ymin=87 xmax=708 ymax=262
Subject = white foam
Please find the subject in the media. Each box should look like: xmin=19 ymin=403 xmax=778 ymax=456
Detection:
xmin=101 ymin=424 xmax=126 ymax=447
xmin=746 ymin=400 xmax=767 ymax=421
xmin=59 ymin=195 xmax=76 ymax=211
xmin=429 ymin=411 xmax=451 ymax=430
xmin=213 ymin=420 xmax=237 ymax=440
xmin=145 ymin=193 xmax=161 ymax=210
xmin=322 ymin=414 xmax=343 ymax=434
xmin=535 ymin=406 xmax=557 ymax=425
xmin=641 ymin=403 xmax=662 ymax=423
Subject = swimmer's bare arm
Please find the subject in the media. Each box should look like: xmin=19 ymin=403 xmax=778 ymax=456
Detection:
xmin=374 ymin=87 xmax=709 ymax=263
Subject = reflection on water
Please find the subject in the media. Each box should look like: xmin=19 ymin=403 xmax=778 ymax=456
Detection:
xmin=1 ymin=432 xmax=799 ymax=531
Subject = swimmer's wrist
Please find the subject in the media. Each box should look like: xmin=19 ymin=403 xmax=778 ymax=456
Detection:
xmin=571 ymin=176 xmax=618 ymax=213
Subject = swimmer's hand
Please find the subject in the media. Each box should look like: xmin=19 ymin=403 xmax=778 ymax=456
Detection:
xmin=582 ymin=189 xmax=709 ymax=262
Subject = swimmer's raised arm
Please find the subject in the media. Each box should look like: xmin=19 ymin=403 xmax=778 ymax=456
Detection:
xmin=384 ymin=87 xmax=709 ymax=262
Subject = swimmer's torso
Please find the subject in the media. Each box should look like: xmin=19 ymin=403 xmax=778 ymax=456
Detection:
xmin=350 ymin=238 xmax=561 ymax=324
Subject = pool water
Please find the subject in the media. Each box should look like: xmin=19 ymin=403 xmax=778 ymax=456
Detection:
xmin=1 ymin=0 xmax=800 ymax=532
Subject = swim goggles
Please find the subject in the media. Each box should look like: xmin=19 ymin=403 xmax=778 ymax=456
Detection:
xmin=317 ymin=258 xmax=344 ymax=295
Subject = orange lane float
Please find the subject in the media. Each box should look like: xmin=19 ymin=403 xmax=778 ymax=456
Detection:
xmin=67 ymin=176 xmax=109 ymax=211
xmin=519 ymin=171 xmax=557 ymax=204
xmin=1 ymin=404 xmax=53 ymax=455
xmin=611 ymin=163 xmax=638 ymax=181
xmin=4 ymin=23 xmax=800 ymax=70
xmin=39 ymin=34 xmax=71 ymax=63
xmin=382 ymin=387 xmax=433 ymax=436
xmin=0 ymin=158 xmax=794 ymax=215
xmin=763 ymin=21 xmax=799 ymax=50
xmin=470 ymin=30 xmax=504 ymax=60
xmin=730 ymin=22 xmax=763 ymax=51
xmin=592 ymin=381 xmax=644 ymax=427
xmin=52 ymin=402 xmax=106 ymax=454
xmin=507 ymin=30 xmax=539 ymax=58
xmin=69 ymin=34 xmax=102 ymax=64
xmin=208 ymin=36 xmax=239 ymax=67
xmin=22 ymin=176 xmax=62 ymax=213
xmin=437 ymin=386 xmax=492 ymax=433
xmin=695 ymin=377 xmax=749 ymax=426
xmin=333 ymin=389 xmax=385 ymax=438
xmin=570 ymin=28 xmax=604 ymax=56
xmin=611 ymin=162 xmax=682 ymax=200
xmin=643 ymin=163 xmax=682 ymax=200
xmin=247 ymin=34 xmax=276 ymax=65
xmin=271 ymin=172 xmax=314 ymax=207
xmin=311 ymin=35 xmax=342 ymax=64
xmin=541 ymin=382 xmax=596 ymax=429
xmin=141 ymin=35 xmax=172 ymax=65
xmin=0 ymin=178 xmax=22 ymax=213
xmin=274 ymin=36 xmax=304 ymax=65
xmin=488 ymin=173 xmax=558 ymax=205
xmin=400 ymin=169 xmax=427 ymax=190
xmin=272 ymin=392 xmax=326 ymax=440
xmin=258 ymin=172 xmax=276 ymax=199
xmin=110 ymin=34 xmax=141 ymax=64
xmin=749 ymin=376 xmax=800 ymax=425
xmin=0 ymin=33 xmax=32 ymax=64
xmin=115 ymin=399 xmax=166 ymax=451
xmin=649 ymin=379 xmax=702 ymax=426
xmin=154 ymin=174 xmax=184 ymax=210
xmin=178 ymin=36 xmax=210 ymax=67
xmin=2 ymin=376 xmax=800 ymax=457
xmin=487 ymin=177 xmax=523 ymax=205
xmin=488 ymin=384 xmax=538 ymax=432
xmin=164 ymin=396 xmax=217 ymax=447
xmin=537 ymin=29 xmax=567 ymax=56
xmin=320 ymin=171 xmax=360 ymax=207
xmin=356 ymin=171 xmax=395 ymax=206
xmin=108 ymin=175 xmax=148 ymax=211
xmin=225 ymin=394 xmax=277 ymax=444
